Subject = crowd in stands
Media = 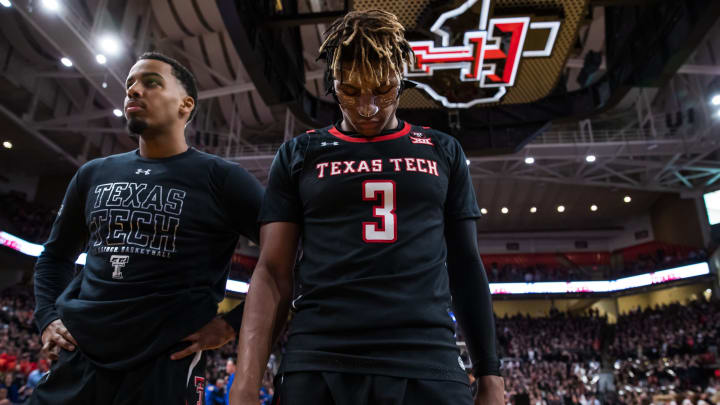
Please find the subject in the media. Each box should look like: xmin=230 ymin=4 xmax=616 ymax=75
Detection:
xmin=0 ymin=285 xmax=273 ymax=405
xmin=0 ymin=192 xmax=56 ymax=244
xmin=495 ymin=299 xmax=720 ymax=404
xmin=3 ymin=281 xmax=718 ymax=404
xmin=0 ymin=287 xmax=45 ymax=404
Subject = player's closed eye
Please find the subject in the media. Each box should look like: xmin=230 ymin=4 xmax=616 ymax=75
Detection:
xmin=336 ymin=86 xmax=399 ymax=108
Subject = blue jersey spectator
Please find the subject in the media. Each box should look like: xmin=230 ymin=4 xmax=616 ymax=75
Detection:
xmin=205 ymin=378 xmax=227 ymax=405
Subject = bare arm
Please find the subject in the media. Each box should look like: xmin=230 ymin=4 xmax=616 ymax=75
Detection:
xmin=230 ymin=222 xmax=300 ymax=404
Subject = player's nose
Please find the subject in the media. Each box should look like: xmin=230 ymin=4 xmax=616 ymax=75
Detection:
xmin=356 ymin=93 xmax=379 ymax=118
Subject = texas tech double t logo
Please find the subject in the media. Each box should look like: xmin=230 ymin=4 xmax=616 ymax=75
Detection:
xmin=405 ymin=0 xmax=561 ymax=108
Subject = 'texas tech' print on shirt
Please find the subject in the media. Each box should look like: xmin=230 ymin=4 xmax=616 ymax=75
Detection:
xmin=34 ymin=148 xmax=263 ymax=370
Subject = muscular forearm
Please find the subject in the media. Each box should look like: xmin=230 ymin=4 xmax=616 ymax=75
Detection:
xmin=234 ymin=264 xmax=292 ymax=392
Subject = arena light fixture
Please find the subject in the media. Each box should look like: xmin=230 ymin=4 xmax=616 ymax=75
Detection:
xmin=60 ymin=57 xmax=72 ymax=67
xmin=2 ymin=141 xmax=12 ymax=149
xmin=586 ymin=155 xmax=596 ymax=163
xmin=524 ymin=156 xmax=535 ymax=165
xmin=624 ymin=195 xmax=632 ymax=203
xmin=0 ymin=0 xmax=11 ymax=8
xmin=98 ymin=35 xmax=121 ymax=56
xmin=113 ymin=109 xmax=123 ymax=117
xmin=480 ymin=207 xmax=488 ymax=215
xmin=557 ymin=205 xmax=565 ymax=213
xmin=530 ymin=206 xmax=537 ymax=213
xmin=501 ymin=207 xmax=509 ymax=214
xmin=712 ymin=95 xmax=720 ymax=106
xmin=102 ymin=81 xmax=108 ymax=88
xmin=590 ymin=204 xmax=598 ymax=212
xmin=96 ymin=54 xmax=107 ymax=64
xmin=41 ymin=0 xmax=59 ymax=11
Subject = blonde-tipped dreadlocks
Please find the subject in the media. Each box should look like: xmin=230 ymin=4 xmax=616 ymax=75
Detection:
xmin=318 ymin=9 xmax=414 ymax=91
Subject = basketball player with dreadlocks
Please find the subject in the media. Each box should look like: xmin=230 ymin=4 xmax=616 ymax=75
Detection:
xmin=231 ymin=9 xmax=503 ymax=405
xmin=29 ymin=52 xmax=263 ymax=404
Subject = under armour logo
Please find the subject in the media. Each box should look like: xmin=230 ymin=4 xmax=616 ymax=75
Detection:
xmin=135 ymin=168 xmax=151 ymax=175
xmin=320 ymin=141 xmax=339 ymax=147
xmin=110 ymin=255 xmax=129 ymax=279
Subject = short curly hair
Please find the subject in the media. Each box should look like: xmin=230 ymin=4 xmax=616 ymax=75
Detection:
xmin=138 ymin=51 xmax=198 ymax=123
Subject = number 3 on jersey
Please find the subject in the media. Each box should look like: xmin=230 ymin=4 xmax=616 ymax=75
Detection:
xmin=362 ymin=180 xmax=397 ymax=243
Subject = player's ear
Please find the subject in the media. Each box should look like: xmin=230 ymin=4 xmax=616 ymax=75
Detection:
xmin=179 ymin=96 xmax=194 ymax=119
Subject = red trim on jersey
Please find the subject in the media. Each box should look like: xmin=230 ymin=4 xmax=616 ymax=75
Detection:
xmin=328 ymin=122 xmax=411 ymax=143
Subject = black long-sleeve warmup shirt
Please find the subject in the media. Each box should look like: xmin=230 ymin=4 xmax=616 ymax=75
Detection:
xmin=34 ymin=147 xmax=263 ymax=370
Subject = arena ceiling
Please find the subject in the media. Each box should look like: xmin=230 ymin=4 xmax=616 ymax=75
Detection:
xmin=0 ymin=0 xmax=719 ymax=232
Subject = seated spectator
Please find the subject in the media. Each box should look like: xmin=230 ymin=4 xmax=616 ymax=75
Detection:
xmin=0 ymin=387 xmax=10 ymax=405
xmin=0 ymin=374 xmax=20 ymax=404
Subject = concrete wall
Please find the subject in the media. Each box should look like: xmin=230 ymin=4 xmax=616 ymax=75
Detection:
xmin=478 ymin=235 xmax=612 ymax=254
xmin=608 ymin=215 xmax=655 ymax=251
xmin=477 ymin=216 xmax=654 ymax=255
xmin=590 ymin=298 xmax=619 ymax=324
xmin=651 ymin=194 xmax=704 ymax=248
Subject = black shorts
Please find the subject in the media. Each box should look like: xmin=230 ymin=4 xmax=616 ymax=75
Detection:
xmin=272 ymin=371 xmax=473 ymax=405
xmin=28 ymin=344 xmax=206 ymax=405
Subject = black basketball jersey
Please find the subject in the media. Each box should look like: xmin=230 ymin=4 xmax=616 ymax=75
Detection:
xmin=259 ymin=121 xmax=481 ymax=383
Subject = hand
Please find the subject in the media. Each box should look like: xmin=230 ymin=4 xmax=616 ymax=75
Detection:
xmin=474 ymin=375 xmax=504 ymax=405
xmin=170 ymin=317 xmax=235 ymax=360
xmin=41 ymin=319 xmax=77 ymax=361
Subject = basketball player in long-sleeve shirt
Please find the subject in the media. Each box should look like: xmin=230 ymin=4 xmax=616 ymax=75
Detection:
xmin=29 ymin=52 xmax=263 ymax=404
xmin=232 ymin=10 xmax=503 ymax=405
